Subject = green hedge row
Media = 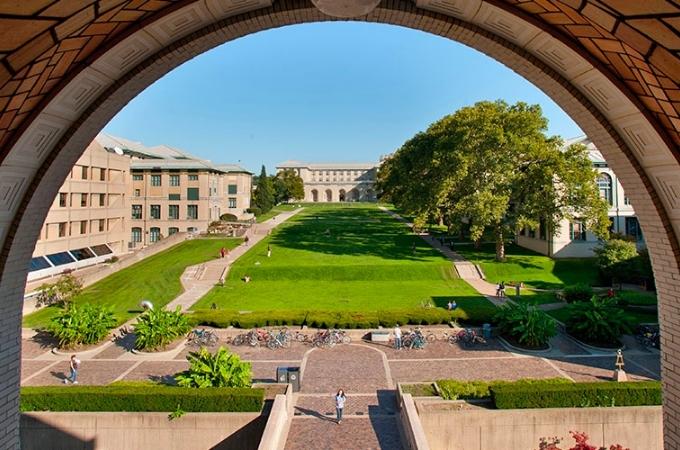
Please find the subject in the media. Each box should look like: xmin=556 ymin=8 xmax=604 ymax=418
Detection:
xmin=490 ymin=380 xmax=662 ymax=409
xmin=189 ymin=308 xmax=495 ymax=329
xmin=20 ymin=386 xmax=264 ymax=412
xmin=436 ymin=378 xmax=571 ymax=401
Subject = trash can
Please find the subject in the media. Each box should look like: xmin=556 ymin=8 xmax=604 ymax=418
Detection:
xmin=482 ymin=323 xmax=492 ymax=339
xmin=288 ymin=367 xmax=301 ymax=392
xmin=276 ymin=366 xmax=288 ymax=384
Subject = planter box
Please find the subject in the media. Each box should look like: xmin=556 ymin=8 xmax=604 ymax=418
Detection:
xmin=371 ymin=331 xmax=390 ymax=342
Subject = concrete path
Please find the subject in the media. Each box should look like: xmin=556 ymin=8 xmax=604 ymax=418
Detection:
xmin=165 ymin=207 xmax=303 ymax=311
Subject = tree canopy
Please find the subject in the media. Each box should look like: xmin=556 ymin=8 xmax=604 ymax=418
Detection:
xmin=377 ymin=100 xmax=610 ymax=260
xmin=252 ymin=165 xmax=274 ymax=214
xmin=272 ymin=169 xmax=304 ymax=204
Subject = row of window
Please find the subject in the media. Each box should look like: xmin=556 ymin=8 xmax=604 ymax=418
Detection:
xmin=44 ymin=219 xmax=109 ymax=239
xmin=130 ymin=227 xmax=186 ymax=244
xmin=58 ymin=192 xmax=116 ymax=208
xmin=131 ymin=173 xmax=238 ymax=193
xmin=133 ymin=188 xmax=201 ymax=199
xmin=72 ymin=166 xmax=112 ymax=181
xmin=132 ymin=204 xmax=198 ymax=220
xmin=521 ymin=216 xmax=643 ymax=242
xmin=30 ymin=244 xmax=113 ymax=272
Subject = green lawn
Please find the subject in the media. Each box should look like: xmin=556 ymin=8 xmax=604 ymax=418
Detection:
xmin=255 ymin=204 xmax=300 ymax=223
xmin=193 ymin=205 xmax=496 ymax=320
xmin=547 ymin=306 xmax=658 ymax=326
xmin=510 ymin=290 xmax=559 ymax=305
xmin=23 ymin=238 xmax=242 ymax=329
xmin=455 ymin=243 xmax=599 ymax=290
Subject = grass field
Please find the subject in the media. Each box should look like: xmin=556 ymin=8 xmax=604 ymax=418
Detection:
xmin=23 ymin=238 xmax=242 ymax=329
xmin=193 ymin=205 xmax=496 ymax=319
xmin=455 ymin=243 xmax=599 ymax=290
xmin=547 ymin=306 xmax=658 ymax=326
xmin=255 ymin=204 xmax=300 ymax=223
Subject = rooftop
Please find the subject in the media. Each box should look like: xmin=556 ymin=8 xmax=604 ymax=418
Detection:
xmin=277 ymin=160 xmax=378 ymax=170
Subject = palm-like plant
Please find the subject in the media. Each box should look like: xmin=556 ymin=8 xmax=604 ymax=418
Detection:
xmin=48 ymin=303 xmax=116 ymax=348
xmin=494 ymin=302 xmax=556 ymax=348
xmin=175 ymin=347 xmax=252 ymax=388
xmin=565 ymin=296 xmax=632 ymax=346
xmin=134 ymin=306 xmax=190 ymax=351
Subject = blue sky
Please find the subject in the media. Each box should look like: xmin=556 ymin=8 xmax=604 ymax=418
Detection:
xmin=104 ymin=22 xmax=583 ymax=174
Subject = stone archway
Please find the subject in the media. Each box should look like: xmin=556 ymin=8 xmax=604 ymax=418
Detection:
xmin=339 ymin=189 xmax=347 ymax=202
xmin=325 ymin=189 xmax=333 ymax=202
xmin=311 ymin=189 xmax=319 ymax=203
xmin=1 ymin=1 xmax=680 ymax=447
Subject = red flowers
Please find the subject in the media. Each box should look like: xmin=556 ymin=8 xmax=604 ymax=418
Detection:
xmin=537 ymin=432 xmax=630 ymax=450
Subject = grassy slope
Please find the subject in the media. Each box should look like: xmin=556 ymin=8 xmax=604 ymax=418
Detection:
xmin=255 ymin=204 xmax=299 ymax=223
xmin=455 ymin=243 xmax=599 ymax=289
xmin=23 ymin=238 xmax=242 ymax=328
xmin=193 ymin=205 xmax=495 ymax=317
xmin=547 ymin=306 xmax=657 ymax=326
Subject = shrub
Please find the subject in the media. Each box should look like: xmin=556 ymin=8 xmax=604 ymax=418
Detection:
xmin=20 ymin=385 xmax=264 ymax=412
xmin=594 ymin=239 xmax=639 ymax=284
xmin=437 ymin=378 xmax=570 ymax=401
xmin=562 ymin=283 xmax=594 ymax=303
xmin=104 ymin=256 xmax=119 ymax=264
xmin=134 ymin=307 xmax=191 ymax=351
xmin=494 ymin=302 xmax=556 ymax=348
xmin=36 ymin=274 xmax=82 ymax=308
xmin=491 ymin=380 xmax=661 ymax=409
xmin=565 ymin=296 xmax=633 ymax=347
xmin=247 ymin=207 xmax=262 ymax=216
xmin=175 ymin=347 xmax=252 ymax=388
xmin=48 ymin=303 xmax=116 ymax=348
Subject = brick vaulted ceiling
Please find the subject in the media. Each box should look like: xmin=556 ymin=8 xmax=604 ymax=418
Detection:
xmin=0 ymin=0 xmax=679 ymax=156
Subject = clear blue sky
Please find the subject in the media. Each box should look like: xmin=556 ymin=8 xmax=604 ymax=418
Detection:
xmin=104 ymin=22 xmax=583 ymax=174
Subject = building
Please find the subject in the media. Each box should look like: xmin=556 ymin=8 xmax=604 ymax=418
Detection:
xmin=516 ymin=136 xmax=644 ymax=258
xmin=29 ymin=140 xmax=130 ymax=281
xmin=97 ymin=134 xmax=252 ymax=248
xmin=276 ymin=161 xmax=378 ymax=202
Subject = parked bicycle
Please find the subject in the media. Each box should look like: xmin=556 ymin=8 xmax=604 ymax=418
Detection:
xmin=450 ymin=328 xmax=486 ymax=346
xmin=187 ymin=328 xmax=219 ymax=347
xmin=402 ymin=328 xmax=427 ymax=349
xmin=266 ymin=329 xmax=292 ymax=349
xmin=636 ymin=324 xmax=660 ymax=349
xmin=312 ymin=329 xmax=351 ymax=348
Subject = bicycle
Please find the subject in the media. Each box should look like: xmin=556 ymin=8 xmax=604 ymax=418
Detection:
xmin=266 ymin=329 xmax=292 ymax=349
xmin=403 ymin=328 xmax=427 ymax=349
xmin=636 ymin=324 xmax=660 ymax=349
xmin=187 ymin=328 xmax=219 ymax=347
xmin=450 ymin=328 xmax=486 ymax=346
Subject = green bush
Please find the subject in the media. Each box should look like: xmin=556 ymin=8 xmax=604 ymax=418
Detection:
xmin=562 ymin=283 xmax=594 ymax=303
xmin=490 ymin=380 xmax=662 ymax=409
xmin=494 ymin=302 xmax=556 ymax=348
xmin=48 ymin=303 xmax=116 ymax=348
xmin=565 ymin=296 xmax=633 ymax=347
xmin=134 ymin=307 xmax=191 ymax=351
xmin=20 ymin=385 xmax=263 ymax=412
xmin=594 ymin=238 xmax=639 ymax=283
xmin=175 ymin=347 xmax=252 ymax=388
xmin=437 ymin=378 xmax=570 ymax=401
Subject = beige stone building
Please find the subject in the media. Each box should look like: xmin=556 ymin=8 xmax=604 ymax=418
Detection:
xmin=516 ymin=136 xmax=644 ymax=258
xmin=30 ymin=140 xmax=129 ymax=281
xmin=276 ymin=161 xmax=378 ymax=202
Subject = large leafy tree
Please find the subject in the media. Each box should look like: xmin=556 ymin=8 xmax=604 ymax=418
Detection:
xmin=252 ymin=165 xmax=274 ymax=213
xmin=272 ymin=169 xmax=304 ymax=203
xmin=379 ymin=100 xmax=609 ymax=261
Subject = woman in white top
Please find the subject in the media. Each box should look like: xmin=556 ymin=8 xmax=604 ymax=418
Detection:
xmin=335 ymin=389 xmax=346 ymax=424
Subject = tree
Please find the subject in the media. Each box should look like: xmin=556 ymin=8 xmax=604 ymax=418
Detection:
xmin=379 ymin=100 xmax=610 ymax=261
xmin=36 ymin=274 xmax=83 ymax=307
xmin=252 ymin=165 xmax=274 ymax=214
xmin=594 ymin=238 xmax=639 ymax=284
xmin=273 ymin=169 xmax=304 ymax=203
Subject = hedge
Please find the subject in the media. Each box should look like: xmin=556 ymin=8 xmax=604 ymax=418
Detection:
xmin=490 ymin=380 xmax=662 ymax=409
xmin=437 ymin=378 xmax=571 ymax=401
xmin=20 ymin=385 xmax=264 ymax=413
xmin=188 ymin=308 xmax=495 ymax=329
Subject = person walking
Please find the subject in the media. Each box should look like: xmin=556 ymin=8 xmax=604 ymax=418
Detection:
xmin=267 ymin=245 xmax=271 ymax=258
xmin=394 ymin=324 xmax=402 ymax=350
xmin=64 ymin=354 xmax=80 ymax=384
xmin=244 ymin=235 xmax=250 ymax=246
xmin=335 ymin=389 xmax=346 ymax=424
xmin=220 ymin=247 xmax=226 ymax=258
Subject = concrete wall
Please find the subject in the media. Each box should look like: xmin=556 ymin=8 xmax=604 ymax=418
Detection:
xmin=21 ymin=411 xmax=265 ymax=450
xmin=258 ymin=384 xmax=293 ymax=450
xmin=417 ymin=402 xmax=662 ymax=450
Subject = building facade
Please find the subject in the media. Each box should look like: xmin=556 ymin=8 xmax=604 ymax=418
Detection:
xmin=276 ymin=161 xmax=378 ymax=202
xmin=516 ymin=136 xmax=644 ymax=258
xmin=29 ymin=140 xmax=129 ymax=281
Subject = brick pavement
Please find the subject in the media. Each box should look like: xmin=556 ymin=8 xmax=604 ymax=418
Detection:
xmin=284 ymin=417 xmax=404 ymax=450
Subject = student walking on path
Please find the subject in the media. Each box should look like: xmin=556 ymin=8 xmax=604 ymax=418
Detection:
xmin=394 ymin=324 xmax=402 ymax=350
xmin=335 ymin=389 xmax=346 ymax=424
xmin=64 ymin=354 xmax=80 ymax=384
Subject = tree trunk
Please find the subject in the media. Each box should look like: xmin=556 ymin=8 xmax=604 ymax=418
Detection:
xmin=474 ymin=239 xmax=481 ymax=249
xmin=495 ymin=229 xmax=506 ymax=262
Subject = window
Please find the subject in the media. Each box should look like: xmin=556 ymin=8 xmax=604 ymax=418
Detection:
xmin=626 ymin=217 xmax=642 ymax=241
xmin=99 ymin=193 xmax=106 ymax=207
xmin=81 ymin=166 xmax=88 ymax=180
xmin=228 ymin=184 xmax=237 ymax=194
xmin=528 ymin=227 xmax=536 ymax=239
xmin=168 ymin=193 xmax=180 ymax=200
xmin=151 ymin=174 xmax=161 ymax=186
xmin=150 ymin=227 xmax=161 ymax=243
xmin=71 ymin=247 xmax=94 ymax=260
xmin=570 ymin=221 xmax=587 ymax=241
xmin=100 ymin=168 xmax=106 ymax=181
xmin=187 ymin=205 xmax=198 ymax=220
xmin=188 ymin=174 xmax=199 ymax=181
xmin=187 ymin=188 xmax=199 ymax=200
xmin=58 ymin=222 xmax=67 ymax=237
xmin=98 ymin=219 xmax=105 ymax=232
xmin=168 ymin=205 xmax=179 ymax=220
xmin=80 ymin=193 xmax=88 ymax=207
xmin=168 ymin=227 xmax=179 ymax=236
xmin=624 ymin=196 xmax=631 ymax=205
xmin=132 ymin=204 xmax=142 ymax=220
xmin=91 ymin=244 xmax=112 ymax=256
xmin=150 ymin=204 xmax=161 ymax=219
xmin=228 ymin=198 xmax=237 ymax=208
xmin=131 ymin=227 xmax=142 ymax=243
xmin=597 ymin=173 xmax=613 ymax=205
xmin=30 ymin=256 xmax=51 ymax=272
xmin=133 ymin=174 xmax=143 ymax=181
xmin=170 ymin=174 xmax=180 ymax=186
xmin=46 ymin=251 xmax=75 ymax=266
xmin=134 ymin=189 xmax=141 ymax=197
xmin=80 ymin=220 xmax=87 ymax=234
xmin=59 ymin=193 xmax=67 ymax=207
